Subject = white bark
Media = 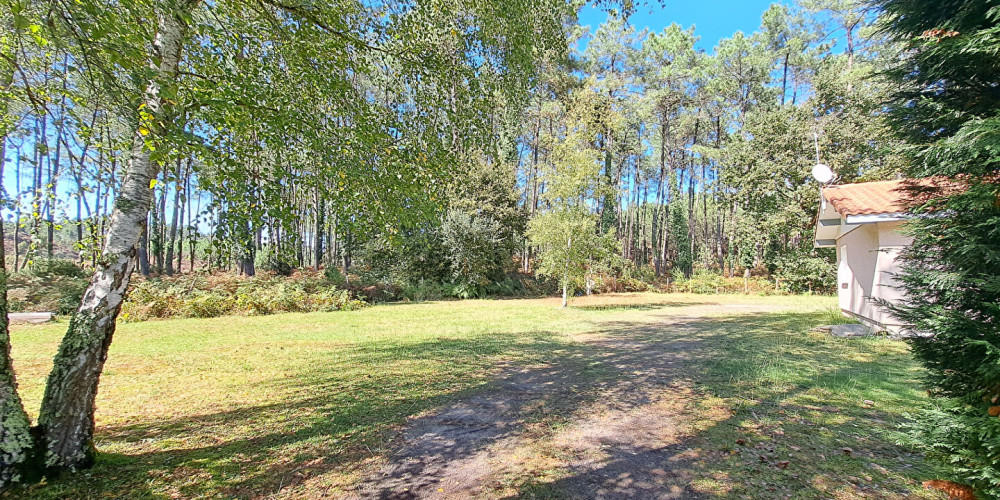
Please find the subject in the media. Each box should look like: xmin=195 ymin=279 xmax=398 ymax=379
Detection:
xmin=37 ymin=2 xmax=198 ymax=470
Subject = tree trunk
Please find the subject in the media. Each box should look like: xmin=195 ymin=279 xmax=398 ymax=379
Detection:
xmin=561 ymin=235 xmax=571 ymax=308
xmin=165 ymin=158 xmax=182 ymax=275
xmin=313 ymin=188 xmax=324 ymax=271
xmin=845 ymin=20 xmax=857 ymax=92
xmin=46 ymin=56 xmax=70 ymax=261
xmin=13 ymin=151 xmax=21 ymax=272
xmin=341 ymin=228 xmax=351 ymax=277
xmin=0 ymin=61 xmax=38 ymax=488
xmin=36 ymin=3 xmax=195 ymax=471
xmin=190 ymin=187 xmax=200 ymax=272
xmin=152 ymin=178 xmax=166 ymax=273
xmin=780 ymin=52 xmax=789 ymax=106
xmin=27 ymin=116 xmax=45 ymax=269
xmin=139 ymin=221 xmax=153 ymax=276
xmin=176 ymin=158 xmax=189 ymax=272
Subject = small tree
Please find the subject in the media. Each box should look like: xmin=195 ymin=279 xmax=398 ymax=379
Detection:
xmin=669 ymin=204 xmax=692 ymax=279
xmin=526 ymin=88 xmax=608 ymax=307
xmin=527 ymin=208 xmax=603 ymax=307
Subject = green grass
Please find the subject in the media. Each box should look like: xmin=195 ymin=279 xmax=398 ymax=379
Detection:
xmin=5 ymin=293 xmax=943 ymax=499
xmin=648 ymin=311 xmax=939 ymax=498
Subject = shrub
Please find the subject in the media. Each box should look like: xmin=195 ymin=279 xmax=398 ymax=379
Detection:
xmin=118 ymin=272 xmax=369 ymax=322
xmin=184 ymin=292 xmax=234 ymax=318
xmin=324 ymin=266 xmax=347 ymax=287
xmin=29 ymin=259 xmax=88 ymax=279
xmin=8 ymin=260 xmax=89 ymax=315
xmin=775 ymin=250 xmax=835 ymax=294
xmin=402 ymin=280 xmax=452 ymax=301
xmin=258 ymin=254 xmax=296 ymax=276
xmin=440 ymin=209 xmax=509 ymax=293
xmin=669 ymin=270 xmax=777 ymax=295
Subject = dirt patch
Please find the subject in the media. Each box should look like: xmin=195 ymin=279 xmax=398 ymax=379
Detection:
xmin=343 ymin=305 xmax=795 ymax=499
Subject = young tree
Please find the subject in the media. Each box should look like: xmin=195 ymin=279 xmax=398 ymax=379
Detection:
xmin=876 ymin=0 xmax=1000 ymax=495
xmin=527 ymin=89 xmax=608 ymax=307
xmin=528 ymin=208 xmax=604 ymax=307
xmin=440 ymin=209 xmax=507 ymax=295
xmin=669 ymin=203 xmax=692 ymax=279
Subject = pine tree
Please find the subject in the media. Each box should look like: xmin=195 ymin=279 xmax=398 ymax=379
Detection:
xmin=876 ymin=1 xmax=1000 ymax=495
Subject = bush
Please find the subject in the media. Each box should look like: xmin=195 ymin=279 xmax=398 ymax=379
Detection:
xmin=258 ymin=254 xmax=296 ymax=276
xmin=354 ymin=227 xmax=450 ymax=284
xmin=324 ymin=266 xmax=347 ymax=287
xmin=401 ymin=280 xmax=451 ymax=301
xmin=184 ymin=291 xmax=234 ymax=318
xmin=8 ymin=260 xmax=89 ymax=315
xmin=118 ymin=272 xmax=369 ymax=322
xmin=345 ymin=282 xmax=404 ymax=303
xmin=29 ymin=259 xmax=88 ymax=279
xmin=440 ymin=210 xmax=509 ymax=294
xmin=775 ymin=250 xmax=835 ymax=294
xmin=669 ymin=269 xmax=777 ymax=295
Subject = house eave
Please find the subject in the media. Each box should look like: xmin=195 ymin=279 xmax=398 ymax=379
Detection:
xmin=844 ymin=213 xmax=908 ymax=224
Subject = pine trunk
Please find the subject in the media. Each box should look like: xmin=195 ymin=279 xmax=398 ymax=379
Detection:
xmin=165 ymin=159 xmax=181 ymax=275
xmin=314 ymin=189 xmax=324 ymax=271
xmin=138 ymin=224 xmax=151 ymax=276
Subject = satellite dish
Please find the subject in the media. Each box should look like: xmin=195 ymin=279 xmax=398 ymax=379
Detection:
xmin=811 ymin=163 xmax=835 ymax=184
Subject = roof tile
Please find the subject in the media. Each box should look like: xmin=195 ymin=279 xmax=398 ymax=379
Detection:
xmin=822 ymin=177 xmax=966 ymax=216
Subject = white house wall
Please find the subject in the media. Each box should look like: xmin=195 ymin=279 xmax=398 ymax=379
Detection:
xmin=837 ymin=223 xmax=880 ymax=324
xmin=871 ymin=221 xmax=912 ymax=329
xmin=834 ymin=220 xmax=913 ymax=331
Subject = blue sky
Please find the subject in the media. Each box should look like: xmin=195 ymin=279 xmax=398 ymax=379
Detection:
xmin=578 ymin=0 xmax=790 ymax=52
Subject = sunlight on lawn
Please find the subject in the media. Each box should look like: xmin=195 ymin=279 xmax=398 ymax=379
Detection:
xmin=7 ymin=293 xmax=942 ymax=499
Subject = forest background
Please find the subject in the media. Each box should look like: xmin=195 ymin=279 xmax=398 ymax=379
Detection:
xmin=2 ymin=0 xmax=898 ymax=318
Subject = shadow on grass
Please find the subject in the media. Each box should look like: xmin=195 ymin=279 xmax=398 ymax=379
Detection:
xmin=572 ymin=301 xmax=718 ymax=312
xmin=16 ymin=330 xmax=598 ymax=499
xmin=16 ymin=309 xmax=939 ymax=499
xmin=503 ymin=312 xmax=940 ymax=499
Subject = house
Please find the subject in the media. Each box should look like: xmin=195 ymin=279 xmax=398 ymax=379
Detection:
xmin=813 ymin=179 xmax=915 ymax=333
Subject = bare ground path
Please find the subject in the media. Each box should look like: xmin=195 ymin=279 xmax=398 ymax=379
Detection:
xmin=347 ymin=302 xmax=802 ymax=500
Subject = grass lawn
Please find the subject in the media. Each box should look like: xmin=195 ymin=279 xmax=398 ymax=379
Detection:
xmin=6 ymin=293 xmax=944 ymax=499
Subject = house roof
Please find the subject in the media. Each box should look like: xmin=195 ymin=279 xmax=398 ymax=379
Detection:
xmin=822 ymin=180 xmax=911 ymax=216
xmin=822 ymin=177 xmax=966 ymax=217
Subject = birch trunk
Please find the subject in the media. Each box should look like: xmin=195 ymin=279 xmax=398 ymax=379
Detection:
xmin=36 ymin=3 xmax=195 ymax=470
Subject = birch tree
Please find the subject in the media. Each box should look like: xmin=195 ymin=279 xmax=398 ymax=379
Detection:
xmin=527 ymin=89 xmax=609 ymax=307
xmin=0 ymin=0 xmax=575 ymax=482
